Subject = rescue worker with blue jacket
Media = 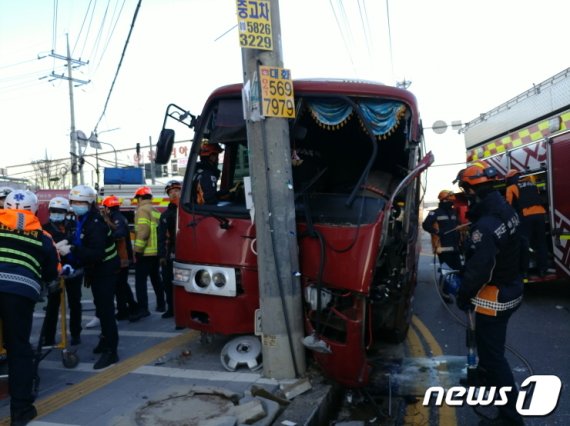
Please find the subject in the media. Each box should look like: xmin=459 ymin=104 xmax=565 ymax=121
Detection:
xmin=0 ymin=190 xmax=59 ymax=426
xmin=56 ymin=185 xmax=120 ymax=370
xmin=455 ymin=161 xmax=524 ymax=426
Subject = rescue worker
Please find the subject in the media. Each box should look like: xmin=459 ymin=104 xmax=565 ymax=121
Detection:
xmin=42 ymin=196 xmax=83 ymax=346
xmin=455 ymin=161 xmax=524 ymax=426
xmin=0 ymin=186 xmax=13 ymax=208
xmin=56 ymin=185 xmax=120 ymax=370
xmin=101 ymin=195 xmax=138 ymax=320
xmin=422 ymin=190 xmax=463 ymax=302
xmin=505 ymin=169 xmax=548 ymax=278
xmin=192 ymin=141 xmax=224 ymax=205
xmin=131 ymin=186 xmax=164 ymax=321
xmin=0 ymin=190 xmax=59 ymax=425
xmin=157 ymin=180 xmax=181 ymax=319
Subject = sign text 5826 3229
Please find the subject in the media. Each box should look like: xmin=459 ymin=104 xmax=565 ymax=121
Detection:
xmin=236 ymin=0 xmax=273 ymax=51
xmin=259 ymin=66 xmax=295 ymax=119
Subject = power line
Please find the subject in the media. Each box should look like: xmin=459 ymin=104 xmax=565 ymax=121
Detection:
xmin=93 ymin=0 xmax=142 ymax=133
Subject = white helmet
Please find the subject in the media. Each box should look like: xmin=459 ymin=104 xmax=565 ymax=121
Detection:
xmin=69 ymin=185 xmax=97 ymax=204
xmin=48 ymin=196 xmax=70 ymax=211
xmin=5 ymin=190 xmax=39 ymax=214
xmin=0 ymin=187 xmax=13 ymax=198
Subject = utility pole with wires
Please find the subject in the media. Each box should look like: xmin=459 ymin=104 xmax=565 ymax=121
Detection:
xmin=239 ymin=0 xmax=306 ymax=380
xmin=44 ymin=33 xmax=90 ymax=187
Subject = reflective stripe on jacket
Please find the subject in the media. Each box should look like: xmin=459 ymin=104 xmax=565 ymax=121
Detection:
xmin=134 ymin=199 xmax=160 ymax=256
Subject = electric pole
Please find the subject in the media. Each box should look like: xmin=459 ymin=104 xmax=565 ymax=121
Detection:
xmin=47 ymin=33 xmax=90 ymax=187
xmin=240 ymin=0 xmax=306 ymax=379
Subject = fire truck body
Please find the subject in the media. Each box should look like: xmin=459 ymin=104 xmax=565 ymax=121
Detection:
xmin=161 ymin=79 xmax=430 ymax=387
xmin=462 ymin=67 xmax=570 ymax=281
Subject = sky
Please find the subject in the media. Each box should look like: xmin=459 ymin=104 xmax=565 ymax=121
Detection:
xmin=1 ymin=0 xmax=569 ymax=200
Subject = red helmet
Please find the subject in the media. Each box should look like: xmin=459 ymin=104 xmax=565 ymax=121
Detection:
xmin=102 ymin=195 xmax=121 ymax=208
xmin=134 ymin=186 xmax=152 ymax=197
xmin=199 ymin=142 xmax=223 ymax=157
xmin=438 ymin=190 xmax=455 ymax=201
xmin=455 ymin=161 xmax=498 ymax=188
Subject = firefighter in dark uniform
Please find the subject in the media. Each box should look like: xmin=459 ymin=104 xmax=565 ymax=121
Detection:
xmin=158 ymin=180 xmax=181 ymax=319
xmin=505 ymin=169 xmax=548 ymax=277
xmin=423 ymin=189 xmax=463 ymax=269
xmin=42 ymin=196 xmax=84 ymax=346
xmin=192 ymin=141 xmax=224 ymax=205
xmin=455 ymin=161 xmax=524 ymax=426
xmin=56 ymin=185 xmax=120 ymax=370
xmin=1 ymin=190 xmax=59 ymax=426
xmin=101 ymin=195 xmax=138 ymax=320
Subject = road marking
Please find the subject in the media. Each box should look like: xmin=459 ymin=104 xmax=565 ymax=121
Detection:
xmin=403 ymin=323 xmax=431 ymax=425
xmin=411 ymin=315 xmax=457 ymax=426
xmin=0 ymin=330 xmax=199 ymax=426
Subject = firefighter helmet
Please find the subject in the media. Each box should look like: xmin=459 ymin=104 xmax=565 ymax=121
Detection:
xmin=102 ymin=195 xmax=121 ymax=208
xmin=134 ymin=186 xmax=152 ymax=198
xmin=0 ymin=187 xmax=13 ymax=198
xmin=165 ymin=180 xmax=182 ymax=195
xmin=48 ymin=196 xmax=70 ymax=211
xmin=199 ymin=142 xmax=223 ymax=157
xmin=455 ymin=161 xmax=498 ymax=189
xmin=5 ymin=190 xmax=39 ymax=214
xmin=69 ymin=185 xmax=98 ymax=204
xmin=438 ymin=190 xmax=455 ymax=201
xmin=505 ymin=169 xmax=520 ymax=179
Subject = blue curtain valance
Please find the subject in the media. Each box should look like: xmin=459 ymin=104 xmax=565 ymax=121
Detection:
xmin=307 ymin=99 xmax=406 ymax=139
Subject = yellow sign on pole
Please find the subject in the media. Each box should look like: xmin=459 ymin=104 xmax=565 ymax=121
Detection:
xmin=236 ymin=0 xmax=273 ymax=51
xmin=259 ymin=66 xmax=295 ymax=118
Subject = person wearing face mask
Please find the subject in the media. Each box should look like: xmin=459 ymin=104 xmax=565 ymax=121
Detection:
xmin=41 ymin=196 xmax=83 ymax=347
xmin=56 ymin=185 xmax=120 ymax=370
xmin=157 ymin=180 xmax=181 ymax=319
xmin=0 ymin=190 xmax=59 ymax=426
xmin=422 ymin=190 xmax=463 ymax=302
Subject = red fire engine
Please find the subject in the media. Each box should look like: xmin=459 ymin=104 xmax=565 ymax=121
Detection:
xmin=155 ymin=79 xmax=432 ymax=387
xmin=461 ymin=67 xmax=570 ymax=282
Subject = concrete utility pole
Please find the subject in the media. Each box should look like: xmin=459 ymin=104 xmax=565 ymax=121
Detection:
xmin=240 ymin=0 xmax=306 ymax=379
xmin=47 ymin=34 xmax=90 ymax=187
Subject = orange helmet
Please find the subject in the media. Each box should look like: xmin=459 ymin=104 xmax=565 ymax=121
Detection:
xmin=438 ymin=190 xmax=455 ymax=201
xmin=455 ymin=161 xmax=498 ymax=188
xmin=102 ymin=195 xmax=121 ymax=208
xmin=505 ymin=169 xmax=520 ymax=179
xmin=199 ymin=142 xmax=223 ymax=157
xmin=134 ymin=186 xmax=152 ymax=197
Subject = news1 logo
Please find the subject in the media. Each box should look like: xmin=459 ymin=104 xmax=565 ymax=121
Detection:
xmin=423 ymin=375 xmax=562 ymax=416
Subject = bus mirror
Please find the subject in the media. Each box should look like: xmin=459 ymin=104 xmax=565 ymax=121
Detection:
xmin=155 ymin=129 xmax=175 ymax=164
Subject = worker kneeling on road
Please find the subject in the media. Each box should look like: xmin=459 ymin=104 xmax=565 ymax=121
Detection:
xmin=0 ymin=190 xmax=59 ymax=426
xmin=57 ymin=185 xmax=120 ymax=370
xmin=454 ymin=161 xmax=524 ymax=426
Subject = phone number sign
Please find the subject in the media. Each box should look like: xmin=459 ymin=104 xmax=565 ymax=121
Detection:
xmin=260 ymin=66 xmax=295 ymax=118
xmin=236 ymin=0 xmax=273 ymax=51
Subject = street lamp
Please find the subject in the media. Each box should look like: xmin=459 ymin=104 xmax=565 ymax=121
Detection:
xmin=89 ymin=132 xmax=118 ymax=167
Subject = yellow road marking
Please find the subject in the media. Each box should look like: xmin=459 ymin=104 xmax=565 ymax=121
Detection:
xmin=0 ymin=330 xmax=199 ymax=426
xmin=411 ymin=316 xmax=457 ymax=426
xmin=404 ymin=323 xmax=430 ymax=425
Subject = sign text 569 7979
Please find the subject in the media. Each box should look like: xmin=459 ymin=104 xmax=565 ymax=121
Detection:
xmin=259 ymin=66 xmax=295 ymax=119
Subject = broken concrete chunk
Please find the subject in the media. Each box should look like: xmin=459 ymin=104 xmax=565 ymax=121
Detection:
xmin=230 ymin=398 xmax=267 ymax=424
xmin=279 ymin=378 xmax=312 ymax=400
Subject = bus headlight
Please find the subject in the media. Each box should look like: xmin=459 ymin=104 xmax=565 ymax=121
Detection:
xmin=195 ymin=270 xmax=211 ymax=288
xmin=212 ymin=272 xmax=226 ymax=288
xmin=173 ymin=262 xmax=237 ymax=297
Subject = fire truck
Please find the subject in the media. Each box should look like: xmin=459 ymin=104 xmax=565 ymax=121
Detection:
xmin=155 ymin=79 xmax=432 ymax=387
xmin=461 ymin=67 xmax=570 ymax=282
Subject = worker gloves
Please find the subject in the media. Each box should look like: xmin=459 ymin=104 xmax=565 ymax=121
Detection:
xmin=55 ymin=239 xmax=72 ymax=257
